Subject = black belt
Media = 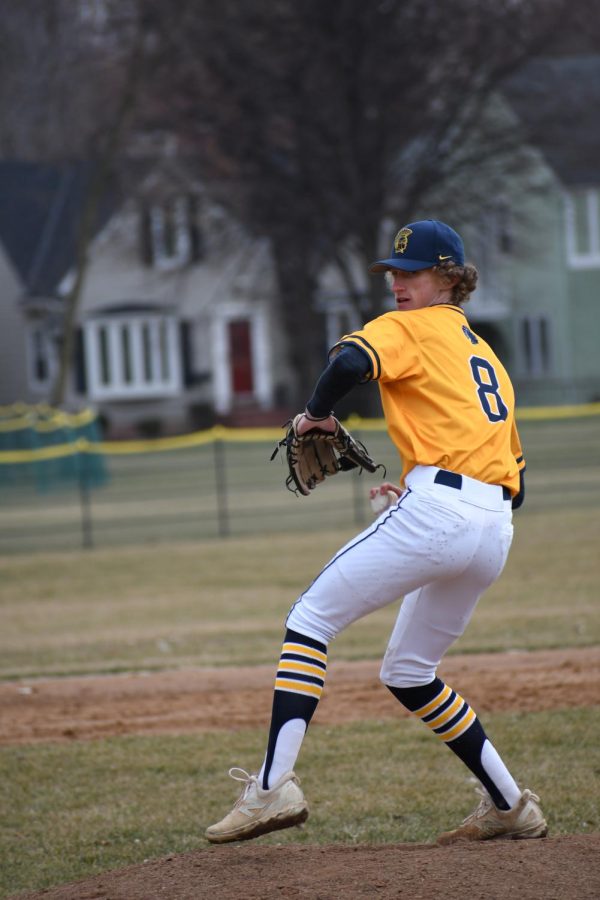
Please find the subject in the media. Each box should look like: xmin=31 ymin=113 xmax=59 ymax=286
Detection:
xmin=434 ymin=469 xmax=511 ymax=501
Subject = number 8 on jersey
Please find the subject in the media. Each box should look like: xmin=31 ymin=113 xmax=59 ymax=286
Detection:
xmin=469 ymin=356 xmax=509 ymax=423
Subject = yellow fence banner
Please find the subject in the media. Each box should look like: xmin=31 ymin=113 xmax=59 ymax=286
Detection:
xmin=1 ymin=403 xmax=599 ymax=465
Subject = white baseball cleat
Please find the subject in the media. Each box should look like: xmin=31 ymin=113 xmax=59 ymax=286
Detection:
xmin=205 ymin=768 xmax=309 ymax=844
xmin=437 ymin=788 xmax=548 ymax=845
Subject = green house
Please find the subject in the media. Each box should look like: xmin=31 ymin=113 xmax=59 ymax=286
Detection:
xmin=465 ymin=57 xmax=600 ymax=407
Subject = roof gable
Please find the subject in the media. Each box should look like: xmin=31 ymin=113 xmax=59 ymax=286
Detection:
xmin=0 ymin=161 xmax=118 ymax=296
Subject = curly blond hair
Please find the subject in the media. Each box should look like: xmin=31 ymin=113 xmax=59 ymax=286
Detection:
xmin=433 ymin=261 xmax=478 ymax=306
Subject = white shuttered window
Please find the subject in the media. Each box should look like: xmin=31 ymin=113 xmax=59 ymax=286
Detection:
xmin=565 ymin=189 xmax=600 ymax=268
xmin=84 ymin=314 xmax=180 ymax=400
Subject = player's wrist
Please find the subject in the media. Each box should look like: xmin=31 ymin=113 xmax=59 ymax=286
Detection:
xmin=303 ymin=407 xmax=334 ymax=422
xmin=297 ymin=409 xmax=338 ymax=437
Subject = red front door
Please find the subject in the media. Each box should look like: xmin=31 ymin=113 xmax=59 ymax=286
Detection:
xmin=228 ymin=320 xmax=254 ymax=395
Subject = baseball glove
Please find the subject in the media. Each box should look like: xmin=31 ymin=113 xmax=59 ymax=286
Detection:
xmin=271 ymin=414 xmax=383 ymax=496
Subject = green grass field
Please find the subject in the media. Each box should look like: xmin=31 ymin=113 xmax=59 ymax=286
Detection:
xmin=0 ymin=505 xmax=598 ymax=681
xmin=0 ymin=415 xmax=599 ymax=897
xmin=1 ymin=709 xmax=598 ymax=896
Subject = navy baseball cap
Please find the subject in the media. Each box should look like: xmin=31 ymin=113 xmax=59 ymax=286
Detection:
xmin=369 ymin=219 xmax=465 ymax=272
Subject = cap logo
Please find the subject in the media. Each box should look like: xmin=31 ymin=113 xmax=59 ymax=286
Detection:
xmin=439 ymin=254 xmax=452 ymax=261
xmin=394 ymin=227 xmax=413 ymax=254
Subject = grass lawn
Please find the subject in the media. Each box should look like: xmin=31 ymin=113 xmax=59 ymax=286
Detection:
xmin=0 ymin=502 xmax=598 ymax=679
xmin=1 ymin=707 xmax=598 ymax=898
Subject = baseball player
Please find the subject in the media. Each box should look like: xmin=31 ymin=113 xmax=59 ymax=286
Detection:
xmin=206 ymin=219 xmax=547 ymax=846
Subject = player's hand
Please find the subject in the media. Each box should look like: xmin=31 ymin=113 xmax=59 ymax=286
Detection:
xmin=369 ymin=481 xmax=402 ymax=515
xmin=295 ymin=410 xmax=338 ymax=436
xmin=369 ymin=481 xmax=402 ymax=500
xmin=272 ymin=412 xmax=381 ymax=496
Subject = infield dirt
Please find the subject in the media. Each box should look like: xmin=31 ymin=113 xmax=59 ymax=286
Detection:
xmin=5 ymin=647 xmax=600 ymax=899
xmin=1 ymin=646 xmax=598 ymax=745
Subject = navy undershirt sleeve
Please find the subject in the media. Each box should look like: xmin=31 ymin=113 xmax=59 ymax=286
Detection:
xmin=305 ymin=344 xmax=372 ymax=418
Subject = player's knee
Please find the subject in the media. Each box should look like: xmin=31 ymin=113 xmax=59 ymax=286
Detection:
xmin=379 ymin=655 xmax=436 ymax=689
xmin=286 ymin=603 xmax=337 ymax=646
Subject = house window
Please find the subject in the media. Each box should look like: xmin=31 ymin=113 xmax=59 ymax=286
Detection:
xmin=84 ymin=314 xmax=181 ymax=400
xmin=520 ymin=316 xmax=551 ymax=378
xmin=26 ymin=325 xmax=57 ymax=389
xmin=565 ymin=189 xmax=600 ymax=267
xmin=141 ymin=196 xmax=201 ymax=271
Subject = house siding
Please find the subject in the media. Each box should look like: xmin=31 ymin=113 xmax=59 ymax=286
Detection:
xmin=569 ymin=268 xmax=600 ymax=394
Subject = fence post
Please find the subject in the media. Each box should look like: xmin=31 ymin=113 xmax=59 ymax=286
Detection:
xmin=213 ymin=437 xmax=230 ymax=537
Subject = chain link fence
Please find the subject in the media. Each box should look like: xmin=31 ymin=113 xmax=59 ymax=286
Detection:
xmin=1 ymin=409 xmax=600 ymax=554
xmin=0 ymin=423 xmax=396 ymax=553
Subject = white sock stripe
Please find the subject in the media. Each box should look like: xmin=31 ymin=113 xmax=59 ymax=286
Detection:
xmin=480 ymin=739 xmax=522 ymax=808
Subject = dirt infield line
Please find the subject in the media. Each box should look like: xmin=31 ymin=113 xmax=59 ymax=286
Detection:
xmin=1 ymin=646 xmax=598 ymax=746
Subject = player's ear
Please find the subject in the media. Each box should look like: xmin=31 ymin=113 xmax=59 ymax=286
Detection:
xmin=434 ymin=265 xmax=459 ymax=288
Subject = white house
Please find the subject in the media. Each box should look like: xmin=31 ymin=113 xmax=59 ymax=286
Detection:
xmin=0 ymin=160 xmax=295 ymax=435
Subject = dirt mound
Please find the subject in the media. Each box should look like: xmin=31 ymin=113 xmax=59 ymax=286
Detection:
xmin=12 ymin=834 xmax=600 ymax=900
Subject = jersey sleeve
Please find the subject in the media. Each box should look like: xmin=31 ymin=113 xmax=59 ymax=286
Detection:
xmin=511 ymin=419 xmax=526 ymax=472
xmin=329 ymin=314 xmax=420 ymax=383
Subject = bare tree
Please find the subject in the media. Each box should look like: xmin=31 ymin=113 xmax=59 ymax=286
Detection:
xmin=51 ymin=31 xmax=147 ymax=405
xmin=0 ymin=0 xmax=139 ymax=160
xmin=0 ymin=0 xmax=588 ymax=410
xmin=0 ymin=0 xmax=148 ymax=405
xmin=140 ymin=0 xmax=578 ymax=406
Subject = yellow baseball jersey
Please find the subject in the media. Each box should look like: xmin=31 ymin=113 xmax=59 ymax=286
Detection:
xmin=332 ymin=304 xmax=525 ymax=494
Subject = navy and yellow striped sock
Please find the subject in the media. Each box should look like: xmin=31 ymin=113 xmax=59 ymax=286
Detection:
xmin=275 ymin=631 xmax=328 ymax=700
xmin=410 ymin=681 xmax=476 ymax=743
xmin=387 ymin=678 xmax=514 ymax=810
xmin=261 ymin=628 xmax=327 ymax=790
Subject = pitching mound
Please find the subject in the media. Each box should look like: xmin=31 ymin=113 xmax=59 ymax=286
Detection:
xmin=13 ymin=834 xmax=600 ymax=899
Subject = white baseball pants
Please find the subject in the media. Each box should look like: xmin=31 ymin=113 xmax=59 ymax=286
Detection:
xmin=286 ymin=465 xmax=514 ymax=687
